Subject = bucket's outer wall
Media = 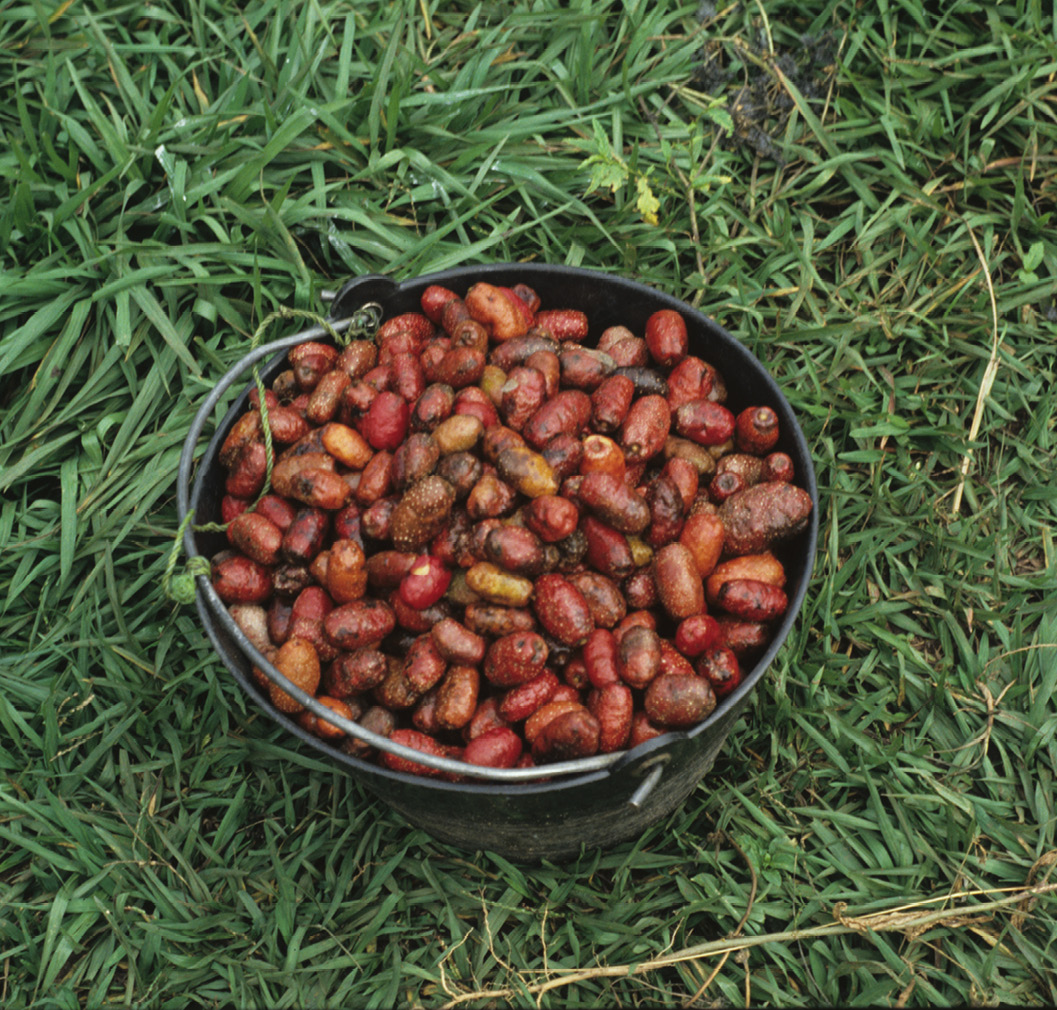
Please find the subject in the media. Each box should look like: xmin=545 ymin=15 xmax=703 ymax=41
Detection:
xmin=186 ymin=264 xmax=819 ymax=861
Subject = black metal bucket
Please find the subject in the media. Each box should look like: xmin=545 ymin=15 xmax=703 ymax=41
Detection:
xmin=176 ymin=263 xmax=818 ymax=861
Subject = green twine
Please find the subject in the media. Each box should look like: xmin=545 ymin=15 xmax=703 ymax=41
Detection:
xmin=164 ymin=300 xmax=382 ymax=605
xmin=164 ymin=512 xmax=212 ymax=603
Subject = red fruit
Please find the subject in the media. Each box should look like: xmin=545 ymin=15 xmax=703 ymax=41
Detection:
xmin=591 ymin=374 xmax=636 ymax=434
xmin=484 ymin=632 xmax=550 ymax=687
xmin=377 ymin=312 xmax=434 ymax=347
xmin=498 ymin=286 xmax=536 ymax=329
xmin=431 ymin=618 xmax=487 ymax=665
xmin=463 ymin=695 xmax=510 ymax=742
xmin=620 ymin=395 xmax=671 ymax=462
xmin=735 ymin=405 xmax=780 ymax=455
xmin=696 ymin=646 xmax=742 ymax=697
xmin=666 ymin=356 xmax=717 ymax=410
xmin=255 ymin=494 xmax=298 ymax=532
xmin=398 ymin=555 xmax=452 ymax=609
xmin=524 ymin=494 xmax=580 ymax=543
xmin=381 ymin=729 xmax=448 ymax=777
xmin=674 ymin=399 xmax=736 ymax=446
xmin=521 ymin=390 xmax=592 ymax=449
xmin=532 ymin=573 xmax=595 ymax=647
xmin=577 ymin=473 xmax=651 ymax=535
xmin=421 ymin=285 xmax=460 ymax=324
xmin=453 ymin=385 xmax=501 ymax=430
xmin=533 ymin=308 xmax=589 ymax=342
xmin=211 ymin=552 xmax=272 ymax=603
xmin=511 ymin=283 xmax=541 ymax=314
xmin=644 ymin=309 xmax=688 ymax=367
xmin=463 ymin=726 xmax=523 ymax=768
xmin=403 ymin=633 xmax=448 ymax=694
xmin=674 ymin=614 xmax=722 ymax=657
xmin=228 ymin=512 xmax=283 ymax=567
xmin=580 ymin=516 xmax=635 ymax=581
xmin=716 ymin=617 xmax=771 ymax=659
xmin=224 ymin=441 xmax=268 ymax=498
xmin=658 ymin=638 xmax=696 ymax=678
xmin=323 ymin=599 xmax=396 ymax=650
xmin=221 ymin=495 xmax=251 ymax=525
xmin=715 ymin=578 xmax=789 ymax=622
xmin=583 ymin=628 xmax=621 ymax=688
xmin=363 ymin=391 xmax=410 ymax=451
xmin=587 ymin=683 xmax=633 ymax=753
xmin=762 ymin=451 xmax=795 ymax=483
xmin=708 ymin=470 xmax=746 ymax=504
xmin=499 ymin=669 xmax=559 ymax=722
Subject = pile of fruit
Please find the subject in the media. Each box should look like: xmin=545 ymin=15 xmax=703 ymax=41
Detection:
xmin=209 ymin=278 xmax=812 ymax=777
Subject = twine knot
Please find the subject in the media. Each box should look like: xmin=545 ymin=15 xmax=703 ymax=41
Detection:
xmin=168 ymin=556 xmax=211 ymax=604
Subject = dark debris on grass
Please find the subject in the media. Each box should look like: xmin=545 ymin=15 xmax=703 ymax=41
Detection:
xmin=691 ymin=18 xmax=841 ymax=164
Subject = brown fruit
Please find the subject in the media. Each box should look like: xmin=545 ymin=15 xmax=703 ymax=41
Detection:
xmin=390 ymin=476 xmax=456 ymax=551
xmin=431 ymin=618 xmax=487 ymax=665
xmin=531 ymin=707 xmax=600 ymax=762
xmin=617 ymin=624 xmax=662 ymax=689
xmin=268 ymin=637 xmax=321 ymax=714
xmin=577 ymin=473 xmax=650 ymax=535
xmin=323 ymin=599 xmax=396 ymax=650
xmin=587 ymin=683 xmax=633 ymax=753
xmin=717 ymin=481 xmax=813 ymax=555
xmin=465 ymin=282 xmax=529 ymax=341
xmin=434 ymin=665 xmax=481 ymax=731
xmin=644 ymin=674 xmax=716 ymax=728
xmin=705 ymin=552 xmax=786 ymax=605
xmin=495 ymin=445 xmax=559 ymax=498
xmin=568 ymin=571 xmax=626 ymax=629
xmin=325 ymin=538 xmax=368 ymax=604
xmin=653 ymin=543 xmax=705 ymax=620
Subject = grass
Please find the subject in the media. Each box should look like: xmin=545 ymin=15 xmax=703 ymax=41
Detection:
xmin=1 ymin=0 xmax=1056 ymax=1005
